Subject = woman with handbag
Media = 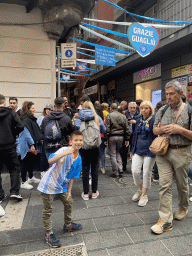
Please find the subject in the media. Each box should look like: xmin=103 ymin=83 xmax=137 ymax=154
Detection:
xmin=131 ymin=101 xmax=156 ymax=207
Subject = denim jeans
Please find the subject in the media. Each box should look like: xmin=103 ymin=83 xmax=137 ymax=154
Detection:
xmin=0 ymin=147 xmax=21 ymax=198
xmin=100 ymin=138 xmax=105 ymax=168
xmin=81 ymin=147 xmax=100 ymax=194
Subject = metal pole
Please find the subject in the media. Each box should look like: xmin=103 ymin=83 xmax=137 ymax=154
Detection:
xmin=57 ymin=46 xmax=61 ymax=97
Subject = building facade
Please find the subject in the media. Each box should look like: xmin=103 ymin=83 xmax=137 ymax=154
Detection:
xmin=89 ymin=0 xmax=192 ymax=106
xmin=0 ymin=1 xmax=95 ymax=115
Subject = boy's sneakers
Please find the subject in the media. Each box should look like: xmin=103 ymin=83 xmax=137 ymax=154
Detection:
xmin=0 ymin=205 xmax=5 ymax=217
xmin=63 ymin=222 xmax=82 ymax=233
xmin=0 ymin=194 xmax=8 ymax=203
xmin=21 ymin=181 xmax=33 ymax=190
xmin=44 ymin=233 xmax=61 ymax=248
xmin=28 ymin=176 xmax=40 ymax=184
xmin=10 ymin=194 xmax=23 ymax=201
xmin=151 ymin=220 xmax=172 ymax=234
xmin=92 ymin=191 xmax=99 ymax=199
xmin=132 ymin=190 xmax=142 ymax=201
xmin=81 ymin=192 xmax=89 ymax=200
xmin=138 ymin=194 xmax=148 ymax=207
xmin=174 ymin=209 xmax=188 ymax=221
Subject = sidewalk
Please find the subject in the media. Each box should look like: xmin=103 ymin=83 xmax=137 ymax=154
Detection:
xmin=0 ymin=158 xmax=192 ymax=256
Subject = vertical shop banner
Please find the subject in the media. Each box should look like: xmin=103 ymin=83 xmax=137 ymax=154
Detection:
xmin=95 ymin=46 xmax=116 ymax=66
xmin=152 ymin=90 xmax=162 ymax=108
xmin=128 ymin=23 xmax=160 ymax=57
xmin=176 ymin=76 xmax=188 ymax=95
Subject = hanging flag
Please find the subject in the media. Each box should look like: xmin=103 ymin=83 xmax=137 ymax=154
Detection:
xmin=128 ymin=23 xmax=160 ymax=57
xmin=77 ymin=51 xmax=95 ymax=58
xmin=81 ymin=22 xmax=127 ymax=38
xmin=80 ymin=24 xmax=134 ymax=51
xmin=103 ymin=0 xmax=192 ymax=24
xmin=70 ymin=37 xmax=131 ymax=54
xmin=60 ymin=68 xmax=91 ymax=76
xmin=84 ymin=18 xmax=185 ymax=29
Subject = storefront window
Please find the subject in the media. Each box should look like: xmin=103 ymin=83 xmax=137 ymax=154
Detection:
xmin=136 ymin=78 xmax=162 ymax=107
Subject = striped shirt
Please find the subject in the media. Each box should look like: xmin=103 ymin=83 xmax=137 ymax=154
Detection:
xmin=37 ymin=147 xmax=81 ymax=194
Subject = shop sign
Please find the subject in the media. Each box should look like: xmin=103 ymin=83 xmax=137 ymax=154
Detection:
xmin=176 ymin=76 xmax=188 ymax=96
xmin=188 ymin=64 xmax=192 ymax=75
xmin=101 ymin=85 xmax=107 ymax=95
xmin=133 ymin=64 xmax=161 ymax=84
xmin=95 ymin=46 xmax=116 ymax=66
xmin=83 ymin=85 xmax=97 ymax=96
xmin=189 ymin=75 xmax=192 ymax=84
xmin=128 ymin=23 xmax=160 ymax=57
xmin=77 ymin=62 xmax=88 ymax=72
xmin=171 ymin=65 xmax=188 ymax=78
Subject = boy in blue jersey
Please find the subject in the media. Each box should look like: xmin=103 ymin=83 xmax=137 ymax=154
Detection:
xmin=37 ymin=131 xmax=84 ymax=248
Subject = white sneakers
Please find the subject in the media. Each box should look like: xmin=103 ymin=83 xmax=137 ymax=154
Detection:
xmin=132 ymin=190 xmax=142 ymax=201
xmin=21 ymin=181 xmax=33 ymax=190
xmin=132 ymin=190 xmax=148 ymax=206
xmin=21 ymin=176 xmax=40 ymax=190
xmin=138 ymin=194 xmax=148 ymax=207
xmin=28 ymin=176 xmax=41 ymax=184
xmin=0 ymin=205 xmax=5 ymax=217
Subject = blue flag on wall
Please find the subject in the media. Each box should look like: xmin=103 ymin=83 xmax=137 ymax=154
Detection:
xmin=95 ymin=46 xmax=116 ymax=66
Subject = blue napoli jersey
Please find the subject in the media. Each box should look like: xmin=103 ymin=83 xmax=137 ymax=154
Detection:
xmin=37 ymin=147 xmax=81 ymax=194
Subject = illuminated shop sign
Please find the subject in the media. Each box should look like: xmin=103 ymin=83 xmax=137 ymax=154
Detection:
xmin=133 ymin=64 xmax=161 ymax=84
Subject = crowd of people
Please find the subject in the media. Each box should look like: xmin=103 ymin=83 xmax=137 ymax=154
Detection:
xmin=0 ymin=79 xmax=192 ymax=246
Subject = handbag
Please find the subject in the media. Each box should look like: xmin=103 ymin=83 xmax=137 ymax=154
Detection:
xmin=149 ymin=103 xmax=185 ymax=156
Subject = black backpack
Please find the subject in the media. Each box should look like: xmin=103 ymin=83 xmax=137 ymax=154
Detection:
xmin=44 ymin=120 xmax=62 ymax=148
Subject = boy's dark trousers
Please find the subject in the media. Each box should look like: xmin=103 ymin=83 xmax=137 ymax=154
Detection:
xmin=42 ymin=192 xmax=73 ymax=232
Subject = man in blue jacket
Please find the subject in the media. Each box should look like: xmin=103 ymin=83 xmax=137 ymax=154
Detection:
xmin=0 ymin=94 xmax=24 ymax=213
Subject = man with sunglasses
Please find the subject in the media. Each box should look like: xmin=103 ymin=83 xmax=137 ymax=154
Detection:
xmin=9 ymin=97 xmax=21 ymax=116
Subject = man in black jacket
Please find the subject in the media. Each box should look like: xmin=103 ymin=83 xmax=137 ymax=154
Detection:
xmin=0 ymin=94 xmax=24 ymax=204
xmin=41 ymin=97 xmax=74 ymax=160
xmin=9 ymin=97 xmax=22 ymax=116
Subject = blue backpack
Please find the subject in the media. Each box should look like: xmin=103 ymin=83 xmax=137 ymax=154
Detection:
xmin=44 ymin=120 xmax=62 ymax=148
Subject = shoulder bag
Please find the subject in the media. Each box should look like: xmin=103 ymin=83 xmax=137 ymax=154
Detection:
xmin=149 ymin=103 xmax=185 ymax=156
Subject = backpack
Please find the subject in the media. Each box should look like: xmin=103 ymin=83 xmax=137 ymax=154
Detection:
xmin=80 ymin=120 xmax=101 ymax=150
xmin=44 ymin=120 xmax=62 ymax=148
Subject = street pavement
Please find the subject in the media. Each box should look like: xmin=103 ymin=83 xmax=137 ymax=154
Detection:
xmin=0 ymin=158 xmax=192 ymax=256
